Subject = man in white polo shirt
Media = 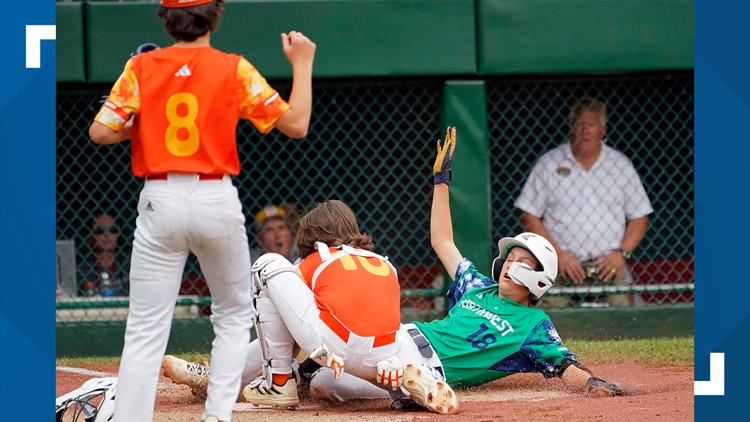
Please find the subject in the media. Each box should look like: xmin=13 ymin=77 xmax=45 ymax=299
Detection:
xmin=515 ymin=96 xmax=652 ymax=307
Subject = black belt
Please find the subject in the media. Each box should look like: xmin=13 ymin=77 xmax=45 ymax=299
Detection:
xmin=407 ymin=328 xmax=445 ymax=378
xmin=408 ymin=328 xmax=434 ymax=358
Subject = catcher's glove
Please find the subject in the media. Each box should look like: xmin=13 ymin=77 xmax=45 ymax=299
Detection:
xmin=587 ymin=376 xmax=624 ymax=397
xmin=132 ymin=42 xmax=159 ymax=56
xmin=433 ymin=126 xmax=456 ymax=185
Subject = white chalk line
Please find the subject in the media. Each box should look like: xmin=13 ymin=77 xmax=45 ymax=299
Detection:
xmin=56 ymin=366 xmax=172 ymax=388
xmin=233 ymin=403 xmax=323 ymax=412
xmin=56 ymin=366 xmax=115 ymax=378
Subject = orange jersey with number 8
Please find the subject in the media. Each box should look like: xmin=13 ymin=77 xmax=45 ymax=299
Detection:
xmin=95 ymin=46 xmax=289 ymax=177
xmin=298 ymin=246 xmax=401 ymax=338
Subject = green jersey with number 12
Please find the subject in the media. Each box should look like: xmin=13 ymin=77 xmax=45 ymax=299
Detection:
xmin=414 ymin=258 xmax=576 ymax=388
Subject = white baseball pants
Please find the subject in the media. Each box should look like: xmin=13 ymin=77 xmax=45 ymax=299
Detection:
xmin=113 ymin=174 xmax=253 ymax=422
xmin=294 ymin=323 xmax=447 ymax=402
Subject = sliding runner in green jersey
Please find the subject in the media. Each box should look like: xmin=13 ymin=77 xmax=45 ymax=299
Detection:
xmin=388 ymin=127 xmax=624 ymax=407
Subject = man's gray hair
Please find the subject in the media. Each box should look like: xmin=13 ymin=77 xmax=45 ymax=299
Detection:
xmin=568 ymin=96 xmax=607 ymax=126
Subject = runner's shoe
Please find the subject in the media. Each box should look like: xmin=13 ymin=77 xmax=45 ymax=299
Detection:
xmin=402 ymin=364 xmax=458 ymax=414
xmin=162 ymin=355 xmax=209 ymax=398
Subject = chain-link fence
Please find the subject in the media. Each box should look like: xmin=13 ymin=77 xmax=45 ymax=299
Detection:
xmin=56 ymin=72 xmax=694 ymax=325
xmin=56 ymin=80 xmax=445 ymax=323
xmin=488 ymin=72 xmax=694 ymax=308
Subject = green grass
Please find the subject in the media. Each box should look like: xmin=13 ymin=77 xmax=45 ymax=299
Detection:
xmin=566 ymin=337 xmax=693 ymax=366
xmin=57 ymin=337 xmax=694 ymax=368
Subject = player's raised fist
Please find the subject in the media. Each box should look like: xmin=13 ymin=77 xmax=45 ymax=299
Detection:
xmin=281 ymin=31 xmax=316 ymax=67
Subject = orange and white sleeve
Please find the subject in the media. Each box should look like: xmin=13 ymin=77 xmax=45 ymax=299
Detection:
xmin=236 ymin=58 xmax=290 ymax=134
xmin=94 ymin=59 xmax=141 ymax=131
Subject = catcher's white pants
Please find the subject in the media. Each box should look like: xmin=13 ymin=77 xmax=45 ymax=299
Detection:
xmin=113 ymin=175 xmax=252 ymax=422
xmin=250 ymin=268 xmax=398 ymax=384
xmin=275 ymin=323 xmax=446 ymax=403
xmin=239 ymin=341 xmax=388 ymax=401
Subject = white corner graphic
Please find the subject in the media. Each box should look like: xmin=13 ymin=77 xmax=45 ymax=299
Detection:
xmin=694 ymin=352 xmax=725 ymax=396
xmin=26 ymin=25 xmax=56 ymax=69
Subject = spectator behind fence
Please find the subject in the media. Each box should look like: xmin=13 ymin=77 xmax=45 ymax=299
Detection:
xmin=251 ymin=204 xmax=298 ymax=262
xmin=279 ymin=201 xmax=303 ymax=233
xmin=515 ymin=96 xmax=652 ymax=307
xmin=79 ymin=212 xmax=129 ymax=297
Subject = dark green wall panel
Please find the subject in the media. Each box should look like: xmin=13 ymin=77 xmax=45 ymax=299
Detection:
xmin=81 ymin=0 xmax=694 ymax=83
xmin=86 ymin=0 xmax=476 ymax=83
xmin=57 ymin=319 xmax=216 ymax=357
xmin=478 ymin=0 xmax=693 ymax=74
xmin=441 ymin=81 xmax=492 ymax=275
xmin=85 ymin=2 xmax=172 ymax=83
xmin=57 ymin=3 xmax=86 ymax=82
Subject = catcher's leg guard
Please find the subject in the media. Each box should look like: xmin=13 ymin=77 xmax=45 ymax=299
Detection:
xmin=251 ymin=253 xmax=299 ymax=388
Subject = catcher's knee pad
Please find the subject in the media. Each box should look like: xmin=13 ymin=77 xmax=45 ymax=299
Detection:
xmin=251 ymin=253 xmax=298 ymax=295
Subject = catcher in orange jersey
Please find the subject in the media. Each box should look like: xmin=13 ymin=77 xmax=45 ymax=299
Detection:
xmin=241 ymin=200 xmax=405 ymax=408
xmin=164 ymin=200 xmax=423 ymax=410
xmin=88 ymin=1 xmax=315 ymax=421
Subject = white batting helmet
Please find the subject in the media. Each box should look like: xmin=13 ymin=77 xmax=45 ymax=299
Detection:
xmin=491 ymin=232 xmax=558 ymax=299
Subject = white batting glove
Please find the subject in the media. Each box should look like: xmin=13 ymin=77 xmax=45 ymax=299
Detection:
xmin=309 ymin=344 xmax=345 ymax=380
xmin=376 ymin=356 xmax=404 ymax=390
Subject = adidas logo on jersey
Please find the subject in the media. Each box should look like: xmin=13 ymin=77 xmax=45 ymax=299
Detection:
xmin=175 ymin=64 xmax=192 ymax=77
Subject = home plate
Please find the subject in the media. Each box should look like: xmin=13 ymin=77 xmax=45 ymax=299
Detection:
xmin=233 ymin=403 xmax=323 ymax=412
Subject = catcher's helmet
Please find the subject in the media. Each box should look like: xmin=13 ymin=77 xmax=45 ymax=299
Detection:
xmin=56 ymin=377 xmax=117 ymax=422
xmin=491 ymin=232 xmax=558 ymax=299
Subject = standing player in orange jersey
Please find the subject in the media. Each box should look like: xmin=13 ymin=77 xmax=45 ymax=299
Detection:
xmin=87 ymin=1 xmax=316 ymax=421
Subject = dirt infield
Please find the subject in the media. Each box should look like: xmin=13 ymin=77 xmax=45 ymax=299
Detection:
xmin=56 ymin=362 xmax=693 ymax=421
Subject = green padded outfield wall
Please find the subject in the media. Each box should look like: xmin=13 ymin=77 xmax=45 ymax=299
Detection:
xmin=84 ymin=0 xmax=477 ymax=83
xmin=56 ymin=3 xmax=86 ymax=83
xmin=67 ymin=0 xmax=695 ymax=83
xmin=477 ymin=0 xmax=694 ymax=74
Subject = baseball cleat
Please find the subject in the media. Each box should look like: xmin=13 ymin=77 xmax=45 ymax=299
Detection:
xmin=242 ymin=376 xmax=299 ymax=410
xmin=162 ymin=355 xmax=209 ymax=398
xmin=402 ymin=364 xmax=458 ymax=415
